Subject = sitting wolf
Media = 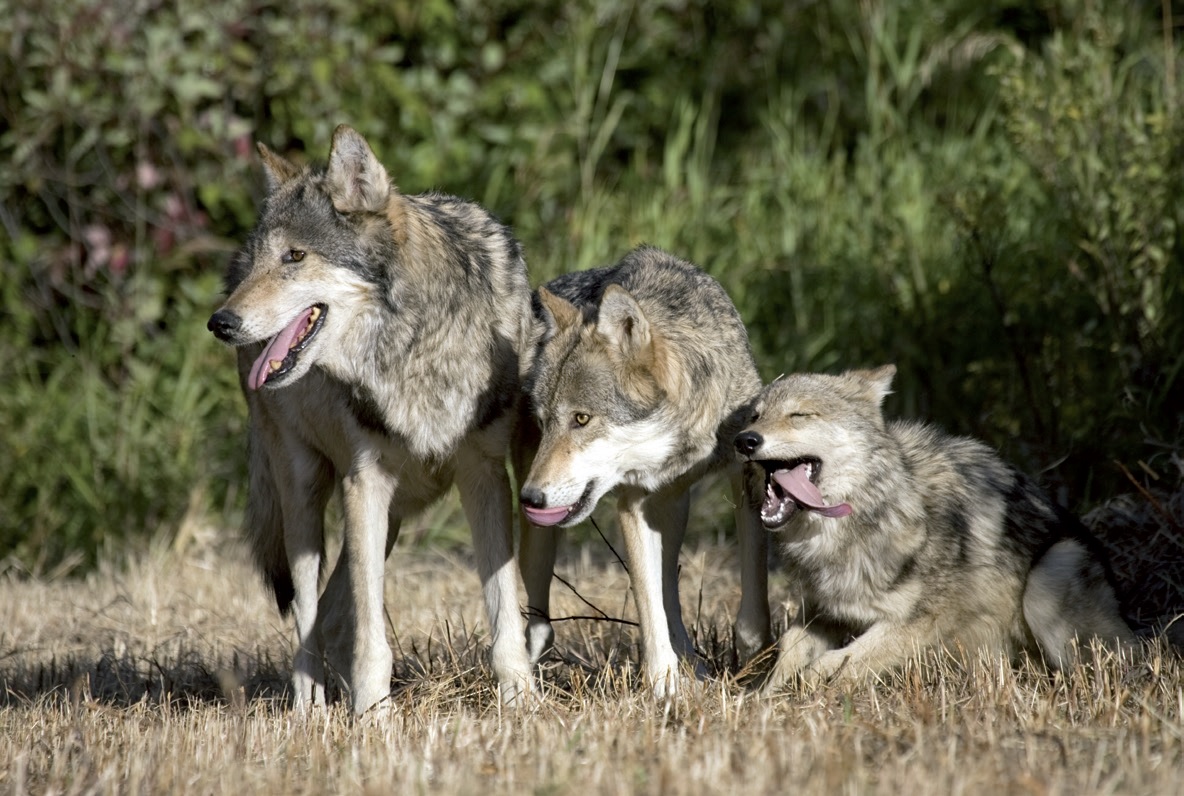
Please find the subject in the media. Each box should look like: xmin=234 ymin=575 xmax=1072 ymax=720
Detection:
xmin=734 ymin=365 xmax=1133 ymax=689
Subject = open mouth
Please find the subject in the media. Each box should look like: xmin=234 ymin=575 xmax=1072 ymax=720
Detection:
xmin=522 ymin=481 xmax=596 ymax=528
xmin=758 ymin=457 xmax=851 ymax=528
xmin=247 ymin=304 xmax=327 ymax=390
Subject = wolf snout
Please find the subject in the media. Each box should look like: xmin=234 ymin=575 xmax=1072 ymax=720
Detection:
xmin=519 ymin=485 xmax=547 ymax=509
xmin=207 ymin=309 xmax=243 ymax=343
xmin=519 ymin=485 xmax=573 ymax=527
xmin=734 ymin=430 xmax=764 ymax=457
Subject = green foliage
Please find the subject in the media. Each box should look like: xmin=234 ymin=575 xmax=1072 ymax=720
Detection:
xmin=987 ymin=5 xmax=1184 ymax=480
xmin=1 ymin=0 xmax=1181 ymax=569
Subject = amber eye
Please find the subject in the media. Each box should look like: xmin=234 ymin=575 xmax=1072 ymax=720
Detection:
xmin=283 ymin=249 xmax=306 ymax=263
xmin=573 ymin=412 xmax=591 ymax=427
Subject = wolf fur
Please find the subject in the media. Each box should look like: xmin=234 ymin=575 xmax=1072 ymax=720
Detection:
xmin=517 ymin=246 xmax=772 ymax=696
xmin=733 ymin=365 xmax=1134 ymax=690
xmin=208 ymin=125 xmax=535 ymax=714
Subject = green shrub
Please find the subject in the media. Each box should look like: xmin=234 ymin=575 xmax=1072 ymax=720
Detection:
xmin=1 ymin=0 xmax=1180 ymax=570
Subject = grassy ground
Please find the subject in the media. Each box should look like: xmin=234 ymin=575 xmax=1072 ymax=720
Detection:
xmin=2 ymin=496 xmax=1183 ymax=796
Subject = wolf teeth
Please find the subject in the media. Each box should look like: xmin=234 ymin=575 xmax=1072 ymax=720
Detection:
xmin=269 ymin=360 xmax=282 ymax=372
xmin=296 ymin=306 xmax=321 ymax=343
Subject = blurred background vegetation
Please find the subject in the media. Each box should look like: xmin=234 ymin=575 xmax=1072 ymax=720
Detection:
xmin=1 ymin=0 xmax=1181 ymax=572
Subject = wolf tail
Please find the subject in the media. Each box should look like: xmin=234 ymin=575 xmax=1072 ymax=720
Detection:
xmin=243 ymin=425 xmax=296 ymax=614
xmin=1024 ymin=538 xmax=1135 ymax=668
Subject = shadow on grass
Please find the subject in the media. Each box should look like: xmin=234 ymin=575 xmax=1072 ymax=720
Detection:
xmin=0 ymin=645 xmax=291 ymax=710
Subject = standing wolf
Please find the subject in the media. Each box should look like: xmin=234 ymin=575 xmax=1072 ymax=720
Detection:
xmin=207 ymin=125 xmax=535 ymax=714
xmin=517 ymin=247 xmax=772 ymax=695
xmin=734 ymin=365 xmax=1134 ymax=690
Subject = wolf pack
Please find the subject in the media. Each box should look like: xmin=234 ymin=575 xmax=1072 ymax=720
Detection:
xmin=207 ymin=126 xmax=1137 ymax=714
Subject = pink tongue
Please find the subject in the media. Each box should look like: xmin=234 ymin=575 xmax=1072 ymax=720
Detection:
xmin=523 ymin=505 xmax=572 ymax=527
xmin=772 ymin=465 xmax=852 ymax=518
xmin=248 ymin=308 xmax=314 ymax=390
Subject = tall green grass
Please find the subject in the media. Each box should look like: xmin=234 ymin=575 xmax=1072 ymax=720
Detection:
xmin=1 ymin=0 xmax=1180 ymax=570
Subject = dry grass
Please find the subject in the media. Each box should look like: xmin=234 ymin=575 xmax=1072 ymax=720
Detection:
xmin=2 ymin=484 xmax=1183 ymax=795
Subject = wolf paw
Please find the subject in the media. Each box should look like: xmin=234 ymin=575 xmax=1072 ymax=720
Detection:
xmin=646 ymin=656 xmax=688 ymax=700
xmin=289 ymin=674 xmax=328 ymax=711
xmin=349 ymin=675 xmax=393 ymax=717
xmin=734 ymin=621 xmax=774 ymax=667
xmin=497 ymin=671 xmax=537 ymax=708
xmin=526 ymin=619 xmax=555 ymax=665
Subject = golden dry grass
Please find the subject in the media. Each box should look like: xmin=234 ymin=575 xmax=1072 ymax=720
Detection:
xmin=2 ymin=506 xmax=1183 ymax=796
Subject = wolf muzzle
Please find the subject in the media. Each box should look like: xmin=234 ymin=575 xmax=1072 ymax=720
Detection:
xmin=208 ymin=309 xmax=243 ymax=343
xmin=734 ymin=430 xmax=763 ymax=457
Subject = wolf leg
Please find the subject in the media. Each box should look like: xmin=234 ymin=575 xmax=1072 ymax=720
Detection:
xmin=619 ymin=488 xmax=685 ymax=697
xmin=802 ymin=617 xmax=940 ymax=685
xmin=455 ymin=442 xmax=535 ymax=705
xmin=764 ymin=620 xmax=837 ymax=693
xmin=513 ymin=411 xmax=555 ymax=664
xmin=519 ymin=520 xmax=558 ymax=665
xmin=272 ymin=442 xmax=333 ymax=710
xmin=732 ymin=464 xmax=772 ymax=665
xmin=340 ymin=456 xmax=397 ymax=715
xmin=648 ymin=487 xmax=704 ymax=674
xmin=319 ymin=513 xmax=402 ymax=694
xmin=1024 ymin=539 xmax=1135 ymax=669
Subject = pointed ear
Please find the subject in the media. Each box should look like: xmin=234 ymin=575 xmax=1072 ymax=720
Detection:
xmin=256 ymin=142 xmax=300 ymax=193
xmin=537 ymin=286 xmax=581 ymax=338
xmin=326 ymin=125 xmax=391 ymax=213
xmin=850 ymin=364 xmax=896 ymax=406
xmin=596 ymin=284 xmax=651 ymax=357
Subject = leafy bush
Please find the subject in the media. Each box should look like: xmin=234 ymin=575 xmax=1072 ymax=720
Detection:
xmin=1 ymin=0 xmax=1180 ymax=570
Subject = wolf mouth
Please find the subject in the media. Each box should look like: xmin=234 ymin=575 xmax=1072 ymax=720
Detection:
xmin=247 ymin=304 xmax=327 ymax=390
xmin=758 ymin=457 xmax=851 ymax=528
xmin=522 ymin=481 xmax=596 ymax=528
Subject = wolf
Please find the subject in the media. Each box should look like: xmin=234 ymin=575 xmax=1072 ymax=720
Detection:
xmin=207 ymin=125 xmax=536 ymax=714
xmin=516 ymin=246 xmax=773 ymax=696
xmin=733 ymin=365 xmax=1134 ymax=690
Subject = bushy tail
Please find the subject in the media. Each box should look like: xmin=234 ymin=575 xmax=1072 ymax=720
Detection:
xmin=244 ymin=424 xmax=295 ymax=614
xmin=1024 ymin=539 xmax=1135 ymax=668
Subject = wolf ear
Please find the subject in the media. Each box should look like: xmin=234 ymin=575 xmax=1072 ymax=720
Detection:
xmin=256 ymin=143 xmax=300 ymax=193
xmin=537 ymin=286 xmax=581 ymax=337
xmin=596 ymin=284 xmax=651 ymax=357
xmin=326 ymin=125 xmax=391 ymax=214
xmin=850 ymin=364 xmax=896 ymax=406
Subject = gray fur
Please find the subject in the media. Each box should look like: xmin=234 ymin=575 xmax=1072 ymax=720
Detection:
xmin=735 ymin=365 xmax=1134 ymax=689
xmin=209 ymin=125 xmax=535 ymax=714
xmin=517 ymin=247 xmax=772 ymax=695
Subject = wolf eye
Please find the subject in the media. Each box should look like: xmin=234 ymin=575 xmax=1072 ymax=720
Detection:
xmin=789 ymin=412 xmax=816 ymax=419
xmin=282 ymin=249 xmax=306 ymax=263
xmin=573 ymin=412 xmax=591 ymax=427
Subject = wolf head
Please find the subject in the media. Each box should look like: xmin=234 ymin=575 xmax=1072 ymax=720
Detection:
xmin=519 ymin=284 xmax=677 ymax=527
xmin=207 ymin=125 xmax=402 ymax=391
xmin=734 ymin=365 xmax=896 ymax=530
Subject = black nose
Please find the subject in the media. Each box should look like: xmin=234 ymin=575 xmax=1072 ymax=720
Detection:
xmin=520 ymin=486 xmax=546 ymax=509
xmin=734 ymin=430 xmax=764 ymax=457
xmin=207 ymin=309 xmax=242 ymax=342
